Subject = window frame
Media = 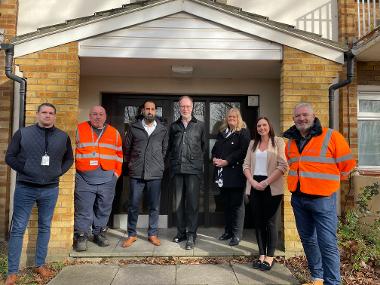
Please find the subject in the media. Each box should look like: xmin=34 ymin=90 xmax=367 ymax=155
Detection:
xmin=357 ymin=85 xmax=380 ymax=170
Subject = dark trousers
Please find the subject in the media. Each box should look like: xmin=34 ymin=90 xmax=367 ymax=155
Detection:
xmin=250 ymin=175 xmax=282 ymax=257
xmin=127 ymin=178 xmax=161 ymax=237
xmin=74 ymin=174 xmax=117 ymax=236
xmin=174 ymin=174 xmax=200 ymax=237
xmin=221 ymin=187 xmax=245 ymax=239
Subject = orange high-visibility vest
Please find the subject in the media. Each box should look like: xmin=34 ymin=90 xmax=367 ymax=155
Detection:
xmin=286 ymin=128 xmax=356 ymax=196
xmin=75 ymin=122 xmax=123 ymax=177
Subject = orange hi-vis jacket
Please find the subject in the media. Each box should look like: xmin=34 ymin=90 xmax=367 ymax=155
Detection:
xmin=75 ymin=122 xmax=123 ymax=177
xmin=286 ymin=128 xmax=356 ymax=196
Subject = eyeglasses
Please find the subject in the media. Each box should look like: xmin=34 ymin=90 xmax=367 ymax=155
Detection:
xmin=179 ymin=105 xmax=192 ymax=109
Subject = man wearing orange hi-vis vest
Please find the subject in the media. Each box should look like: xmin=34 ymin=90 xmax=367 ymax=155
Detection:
xmin=73 ymin=106 xmax=123 ymax=252
xmin=283 ymin=103 xmax=356 ymax=285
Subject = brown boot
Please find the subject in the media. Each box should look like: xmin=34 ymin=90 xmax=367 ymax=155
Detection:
xmin=122 ymin=236 xmax=137 ymax=248
xmin=302 ymin=280 xmax=324 ymax=285
xmin=34 ymin=266 xmax=54 ymax=279
xmin=148 ymin=235 xmax=161 ymax=246
xmin=5 ymin=274 xmax=17 ymax=285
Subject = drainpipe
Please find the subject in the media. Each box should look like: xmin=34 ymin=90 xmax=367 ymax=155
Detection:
xmin=328 ymin=51 xmax=355 ymax=129
xmin=0 ymin=43 xmax=27 ymax=128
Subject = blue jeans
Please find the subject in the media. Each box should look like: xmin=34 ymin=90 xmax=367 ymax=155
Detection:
xmin=127 ymin=178 xmax=161 ymax=237
xmin=291 ymin=193 xmax=340 ymax=285
xmin=8 ymin=183 xmax=59 ymax=274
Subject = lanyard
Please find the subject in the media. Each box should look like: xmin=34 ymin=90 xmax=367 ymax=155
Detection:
xmin=44 ymin=129 xmax=49 ymax=154
xmin=90 ymin=126 xmax=105 ymax=157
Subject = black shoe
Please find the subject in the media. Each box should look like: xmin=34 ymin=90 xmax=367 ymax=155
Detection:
xmin=252 ymin=259 xmax=262 ymax=269
xmin=172 ymin=234 xmax=187 ymax=243
xmin=185 ymin=237 xmax=194 ymax=250
xmin=229 ymin=236 xmax=240 ymax=246
xmin=218 ymin=232 xmax=233 ymax=241
xmin=260 ymin=260 xmax=274 ymax=271
xmin=93 ymin=231 xmax=110 ymax=247
xmin=74 ymin=233 xmax=87 ymax=252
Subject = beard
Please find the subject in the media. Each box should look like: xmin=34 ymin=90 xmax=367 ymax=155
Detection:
xmin=144 ymin=113 xmax=155 ymax=123
xmin=295 ymin=121 xmax=313 ymax=133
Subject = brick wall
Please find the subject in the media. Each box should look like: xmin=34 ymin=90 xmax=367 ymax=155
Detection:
xmin=337 ymin=1 xmax=380 ymax=211
xmin=14 ymin=42 xmax=79 ymax=263
xmin=281 ymin=46 xmax=343 ymax=256
xmin=338 ymin=0 xmax=380 ymax=43
xmin=0 ymin=0 xmax=18 ymax=241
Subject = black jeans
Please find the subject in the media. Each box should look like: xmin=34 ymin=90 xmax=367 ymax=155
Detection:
xmin=174 ymin=174 xmax=200 ymax=237
xmin=250 ymin=175 xmax=283 ymax=256
xmin=221 ymin=187 xmax=245 ymax=239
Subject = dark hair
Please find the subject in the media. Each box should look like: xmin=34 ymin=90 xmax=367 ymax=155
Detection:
xmin=37 ymin=103 xmax=56 ymax=114
xmin=143 ymin=100 xmax=156 ymax=109
xmin=252 ymin=116 xmax=275 ymax=151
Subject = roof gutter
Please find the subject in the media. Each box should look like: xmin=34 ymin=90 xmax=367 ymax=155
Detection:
xmin=0 ymin=43 xmax=27 ymax=128
xmin=328 ymin=51 xmax=355 ymax=129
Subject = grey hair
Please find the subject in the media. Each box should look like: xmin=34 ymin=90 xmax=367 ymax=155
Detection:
xmin=293 ymin=102 xmax=314 ymax=115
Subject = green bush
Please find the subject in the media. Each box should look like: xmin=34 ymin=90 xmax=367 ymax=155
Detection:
xmin=338 ymin=182 xmax=380 ymax=271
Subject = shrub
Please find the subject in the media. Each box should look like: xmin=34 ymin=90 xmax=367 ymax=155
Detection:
xmin=338 ymin=182 xmax=380 ymax=271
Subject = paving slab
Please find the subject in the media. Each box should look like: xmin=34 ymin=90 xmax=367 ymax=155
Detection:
xmin=232 ymin=263 xmax=299 ymax=285
xmin=112 ymin=264 xmax=176 ymax=285
xmin=176 ymin=264 xmax=239 ymax=285
xmin=48 ymin=264 xmax=118 ymax=285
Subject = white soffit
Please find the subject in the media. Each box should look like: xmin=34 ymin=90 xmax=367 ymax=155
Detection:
xmin=79 ymin=13 xmax=282 ymax=60
xmin=352 ymin=36 xmax=380 ymax=61
xmin=13 ymin=0 xmax=344 ymax=63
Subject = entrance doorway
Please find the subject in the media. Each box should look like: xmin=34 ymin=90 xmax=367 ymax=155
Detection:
xmin=103 ymin=94 xmax=258 ymax=228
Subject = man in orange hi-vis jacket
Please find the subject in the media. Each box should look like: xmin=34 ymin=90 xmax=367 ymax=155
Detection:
xmin=283 ymin=102 xmax=356 ymax=285
xmin=73 ymin=105 xmax=123 ymax=252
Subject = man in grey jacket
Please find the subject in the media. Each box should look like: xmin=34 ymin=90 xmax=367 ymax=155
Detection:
xmin=122 ymin=100 xmax=168 ymax=248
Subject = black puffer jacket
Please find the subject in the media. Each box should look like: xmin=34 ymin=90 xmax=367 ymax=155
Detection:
xmin=212 ymin=128 xmax=251 ymax=188
xmin=168 ymin=117 xmax=206 ymax=175
xmin=124 ymin=119 xmax=168 ymax=180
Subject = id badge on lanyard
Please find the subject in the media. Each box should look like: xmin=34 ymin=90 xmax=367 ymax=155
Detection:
xmin=41 ymin=153 xmax=50 ymax=166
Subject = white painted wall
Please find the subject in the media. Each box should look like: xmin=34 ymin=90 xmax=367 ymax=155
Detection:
xmin=17 ymin=0 xmax=338 ymax=40
xmin=79 ymin=76 xmax=281 ymax=133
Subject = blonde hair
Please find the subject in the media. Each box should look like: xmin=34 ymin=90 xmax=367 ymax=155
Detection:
xmin=219 ymin=107 xmax=246 ymax=132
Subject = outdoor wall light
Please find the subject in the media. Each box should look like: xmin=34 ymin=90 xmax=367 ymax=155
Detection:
xmin=171 ymin=65 xmax=194 ymax=75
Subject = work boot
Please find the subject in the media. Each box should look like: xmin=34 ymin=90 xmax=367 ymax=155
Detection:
xmin=148 ymin=235 xmax=161 ymax=246
xmin=122 ymin=236 xmax=137 ymax=248
xmin=172 ymin=233 xmax=187 ymax=243
xmin=218 ymin=232 xmax=232 ymax=241
xmin=34 ymin=266 xmax=54 ymax=278
xmin=74 ymin=233 xmax=87 ymax=252
xmin=94 ymin=231 xmax=110 ymax=247
xmin=5 ymin=274 xmax=17 ymax=285
xmin=302 ymin=280 xmax=324 ymax=285
xmin=185 ymin=235 xmax=195 ymax=250
xmin=229 ymin=236 xmax=240 ymax=246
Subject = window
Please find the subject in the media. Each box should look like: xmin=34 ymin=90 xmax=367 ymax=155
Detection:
xmin=357 ymin=87 xmax=380 ymax=169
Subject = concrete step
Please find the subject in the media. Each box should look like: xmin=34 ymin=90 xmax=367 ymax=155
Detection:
xmin=70 ymin=228 xmax=285 ymax=258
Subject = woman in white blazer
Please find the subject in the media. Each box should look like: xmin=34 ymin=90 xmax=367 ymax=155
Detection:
xmin=243 ymin=117 xmax=288 ymax=271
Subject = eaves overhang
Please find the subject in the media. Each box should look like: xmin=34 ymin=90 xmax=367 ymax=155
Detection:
xmin=11 ymin=0 xmax=346 ymax=63
xmin=352 ymin=26 xmax=380 ymax=61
